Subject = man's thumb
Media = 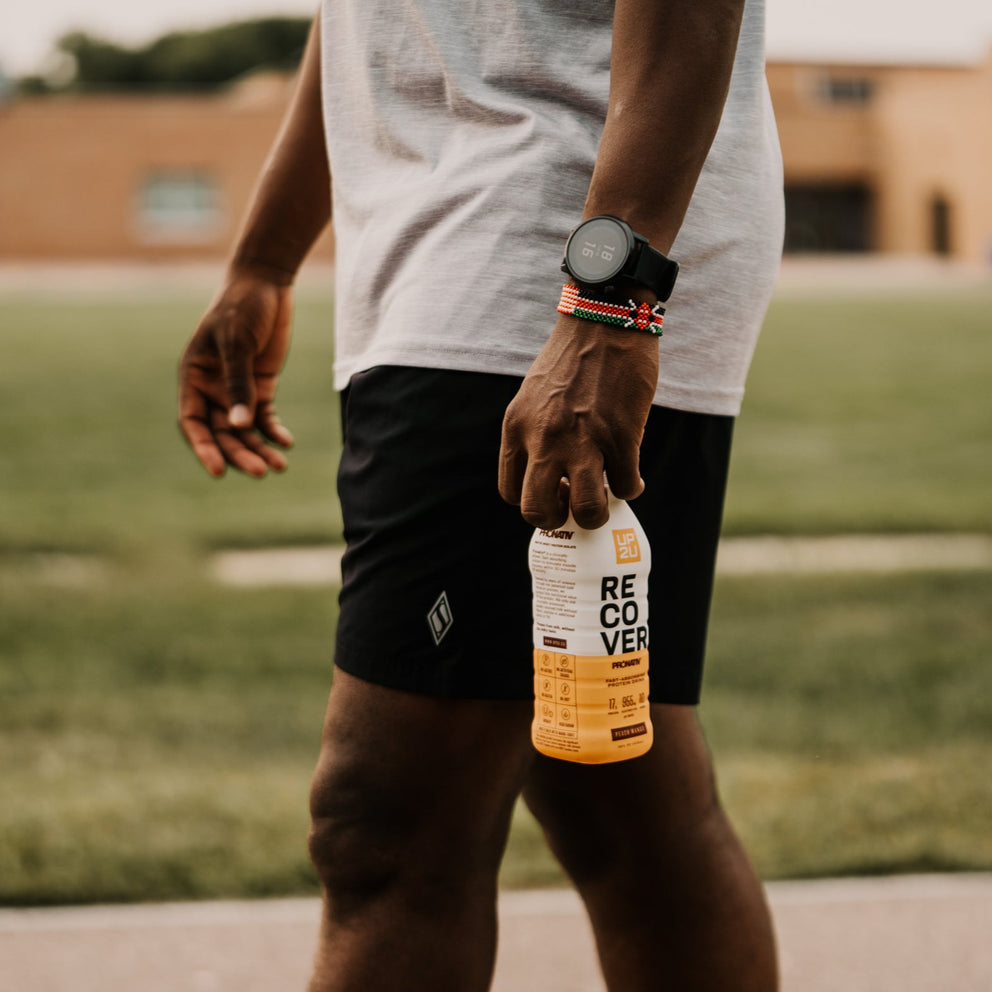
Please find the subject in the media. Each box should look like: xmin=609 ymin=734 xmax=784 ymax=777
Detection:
xmin=220 ymin=336 xmax=257 ymax=428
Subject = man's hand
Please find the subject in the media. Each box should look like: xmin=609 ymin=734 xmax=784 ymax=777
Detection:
xmin=499 ymin=0 xmax=746 ymax=527
xmin=498 ymin=315 xmax=658 ymax=530
xmin=178 ymin=269 xmax=295 ymax=478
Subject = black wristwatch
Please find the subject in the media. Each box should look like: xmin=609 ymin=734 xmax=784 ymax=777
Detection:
xmin=561 ymin=215 xmax=679 ymax=302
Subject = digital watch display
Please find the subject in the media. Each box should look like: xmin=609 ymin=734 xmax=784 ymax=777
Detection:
xmin=562 ymin=215 xmax=679 ymax=302
xmin=563 ymin=216 xmax=635 ymax=285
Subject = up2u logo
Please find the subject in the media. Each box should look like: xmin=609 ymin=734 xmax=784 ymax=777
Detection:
xmin=612 ymin=528 xmax=641 ymax=564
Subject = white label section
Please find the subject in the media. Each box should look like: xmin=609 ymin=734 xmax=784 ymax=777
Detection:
xmin=530 ymin=534 xmax=650 ymax=659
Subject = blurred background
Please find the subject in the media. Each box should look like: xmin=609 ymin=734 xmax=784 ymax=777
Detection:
xmin=0 ymin=0 xmax=990 ymax=907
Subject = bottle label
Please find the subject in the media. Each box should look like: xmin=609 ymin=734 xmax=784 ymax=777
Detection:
xmin=533 ymin=647 xmax=650 ymax=748
xmin=530 ymin=504 xmax=653 ymax=762
xmin=530 ymin=554 xmax=649 ymax=659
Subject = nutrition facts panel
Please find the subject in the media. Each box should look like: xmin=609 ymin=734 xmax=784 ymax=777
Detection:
xmin=534 ymin=649 xmax=578 ymax=738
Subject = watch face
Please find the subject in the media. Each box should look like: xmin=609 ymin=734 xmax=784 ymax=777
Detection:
xmin=565 ymin=216 xmax=632 ymax=285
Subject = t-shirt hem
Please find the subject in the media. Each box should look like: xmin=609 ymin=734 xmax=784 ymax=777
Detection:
xmin=334 ymin=346 xmax=537 ymax=392
xmin=336 ymin=347 xmax=745 ymax=418
xmin=654 ymin=379 xmax=744 ymax=418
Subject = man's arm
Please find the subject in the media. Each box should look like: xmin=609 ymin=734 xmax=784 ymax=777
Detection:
xmin=498 ymin=0 xmax=745 ymax=528
xmin=228 ymin=13 xmax=331 ymax=287
xmin=178 ymin=13 xmax=330 ymax=477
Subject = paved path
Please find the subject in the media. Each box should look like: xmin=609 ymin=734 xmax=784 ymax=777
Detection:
xmin=12 ymin=533 xmax=991 ymax=590
xmin=2 ymin=874 xmax=990 ymax=992
xmin=210 ymin=533 xmax=992 ymax=587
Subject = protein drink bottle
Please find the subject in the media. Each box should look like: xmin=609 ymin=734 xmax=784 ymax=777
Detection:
xmin=529 ymin=493 xmax=653 ymax=763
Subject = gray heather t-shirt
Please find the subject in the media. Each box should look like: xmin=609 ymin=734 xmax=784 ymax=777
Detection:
xmin=320 ymin=0 xmax=783 ymax=417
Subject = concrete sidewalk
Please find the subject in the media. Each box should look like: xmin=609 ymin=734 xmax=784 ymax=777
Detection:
xmin=209 ymin=533 xmax=992 ymax=589
xmin=1 ymin=874 xmax=989 ymax=992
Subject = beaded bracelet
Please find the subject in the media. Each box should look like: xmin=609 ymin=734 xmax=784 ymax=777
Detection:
xmin=557 ymin=283 xmax=665 ymax=336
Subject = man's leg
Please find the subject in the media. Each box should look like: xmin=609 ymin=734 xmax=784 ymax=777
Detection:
xmin=307 ymin=668 xmax=534 ymax=992
xmin=523 ymin=703 xmax=778 ymax=992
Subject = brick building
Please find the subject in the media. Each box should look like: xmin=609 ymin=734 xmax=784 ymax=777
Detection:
xmin=1 ymin=53 xmax=990 ymax=262
xmin=771 ymin=50 xmax=992 ymax=261
xmin=0 ymin=73 xmax=334 ymax=262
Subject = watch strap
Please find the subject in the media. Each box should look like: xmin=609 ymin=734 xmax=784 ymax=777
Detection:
xmin=629 ymin=245 xmax=679 ymax=302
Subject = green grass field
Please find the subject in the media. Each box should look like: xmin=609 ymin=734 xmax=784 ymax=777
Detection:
xmin=0 ymin=295 xmax=341 ymax=555
xmin=1 ymin=289 xmax=990 ymax=556
xmin=728 ymin=294 xmax=992 ymax=534
xmin=1 ymin=284 xmax=990 ymax=904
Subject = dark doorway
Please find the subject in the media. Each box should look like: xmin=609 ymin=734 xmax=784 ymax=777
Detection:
xmin=784 ymin=183 xmax=874 ymax=253
xmin=931 ymin=194 xmax=952 ymax=256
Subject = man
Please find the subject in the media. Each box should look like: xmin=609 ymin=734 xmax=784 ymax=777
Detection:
xmin=179 ymin=1 xmax=783 ymax=989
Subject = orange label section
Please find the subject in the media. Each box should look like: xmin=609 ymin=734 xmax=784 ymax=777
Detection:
xmin=531 ymin=648 xmax=652 ymax=764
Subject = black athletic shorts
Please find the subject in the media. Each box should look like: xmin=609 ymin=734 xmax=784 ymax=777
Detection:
xmin=334 ymin=366 xmax=734 ymax=705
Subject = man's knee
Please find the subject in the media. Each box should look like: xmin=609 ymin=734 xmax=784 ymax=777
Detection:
xmin=307 ymin=789 xmax=382 ymax=903
xmin=307 ymin=735 xmax=428 ymax=920
xmin=306 ymin=671 xmax=533 ymax=920
xmin=308 ymin=746 xmax=517 ymax=925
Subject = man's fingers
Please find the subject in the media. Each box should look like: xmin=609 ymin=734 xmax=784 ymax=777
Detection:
xmin=209 ymin=406 xmax=293 ymax=476
xmin=498 ymin=418 xmax=527 ymax=506
xmin=181 ymin=411 xmax=288 ymax=478
xmin=179 ymin=415 xmax=227 ymax=477
xmin=498 ymin=445 xmax=527 ymax=506
xmin=519 ymin=459 xmax=569 ymax=530
xmin=257 ymin=403 xmax=294 ymax=449
xmin=213 ymin=425 xmax=270 ymax=478
xmin=178 ymin=383 xmax=226 ymax=477
xmin=218 ymin=328 xmax=257 ymax=427
xmin=180 ymin=379 xmax=290 ymax=478
xmin=568 ymin=462 xmax=609 ymax=530
xmin=240 ymin=428 xmax=289 ymax=472
xmin=604 ymin=440 xmax=646 ymax=502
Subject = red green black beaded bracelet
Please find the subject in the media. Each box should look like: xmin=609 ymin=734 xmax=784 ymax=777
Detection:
xmin=557 ymin=283 xmax=665 ymax=336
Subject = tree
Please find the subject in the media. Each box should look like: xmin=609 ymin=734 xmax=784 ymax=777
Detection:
xmin=21 ymin=17 xmax=312 ymax=94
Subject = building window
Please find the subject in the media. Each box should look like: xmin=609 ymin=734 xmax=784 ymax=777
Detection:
xmin=784 ymin=184 xmax=874 ymax=253
xmin=136 ymin=170 xmax=223 ymax=242
xmin=819 ymin=76 xmax=875 ymax=105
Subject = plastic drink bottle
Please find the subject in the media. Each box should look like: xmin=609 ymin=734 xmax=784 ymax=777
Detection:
xmin=529 ymin=493 xmax=653 ymax=763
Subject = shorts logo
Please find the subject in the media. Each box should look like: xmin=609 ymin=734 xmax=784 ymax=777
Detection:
xmin=612 ymin=528 xmax=641 ymax=564
xmin=427 ymin=591 xmax=454 ymax=646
